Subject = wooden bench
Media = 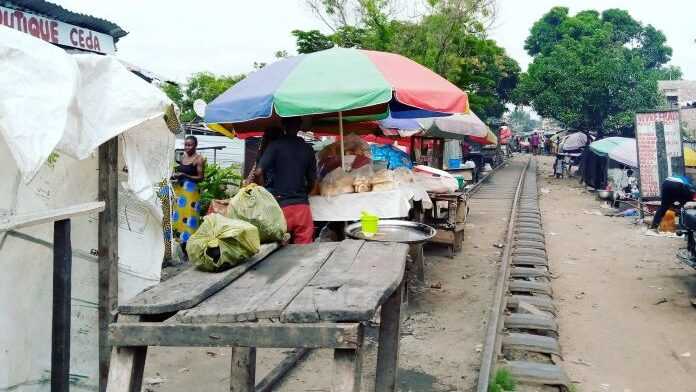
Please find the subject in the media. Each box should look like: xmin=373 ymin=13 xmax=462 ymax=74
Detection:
xmin=107 ymin=239 xmax=408 ymax=392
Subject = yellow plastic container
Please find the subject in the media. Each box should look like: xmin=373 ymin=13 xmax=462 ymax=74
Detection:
xmin=659 ymin=209 xmax=677 ymax=233
xmin=360 ymin=212 xmax=379 ymax=237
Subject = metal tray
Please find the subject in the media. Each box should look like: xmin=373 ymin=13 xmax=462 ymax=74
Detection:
xmin=345 ymin=220 xmax=436 ymax=244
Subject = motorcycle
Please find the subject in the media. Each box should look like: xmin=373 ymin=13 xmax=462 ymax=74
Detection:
xmin=676 ymin=203 xmax=696 ymax=269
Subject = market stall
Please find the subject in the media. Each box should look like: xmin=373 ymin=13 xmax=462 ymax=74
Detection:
xmin=204 ymin=47 xmax=470 ymax=224
xmin=581 ymin=137 xmax=640 ymax=203
xmin=377 ymin=110 xmax=499 ymax=254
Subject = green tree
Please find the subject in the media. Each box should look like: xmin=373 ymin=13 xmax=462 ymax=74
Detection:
xmin=292 ymin=29 xmax=335 ymax=53
xmin=162 ymin=72 xmax=244 ymax=122
xmin=505 ymin=108 xmax=539 ymax=134
xmin=514 ymin=7 xmax=680 ymax=137
xmin=295 ymin=0 xmax=517 ymax=119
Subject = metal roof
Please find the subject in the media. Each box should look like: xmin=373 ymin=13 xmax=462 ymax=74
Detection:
xmin=3 ymin=0 xmax=128 ymax=41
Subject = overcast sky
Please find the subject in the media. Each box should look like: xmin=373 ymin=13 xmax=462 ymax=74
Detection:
xmin=58 ymin=0 xmax=695 ymax=82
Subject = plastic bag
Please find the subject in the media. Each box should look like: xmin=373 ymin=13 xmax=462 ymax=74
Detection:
xmin=318 ymin=134 xmax=371 ymax=177
xmin=227 ymin=184 xmax=287 ymax=243
xmin=370 ymin=144 xmax=412 ymax=170
xmin=413 ymin=165 xmax=458 ymax=193
xmin=659 ymin=209 xmax=677 ymax=232
xmin=370 ymin=169 xmax=396 ymax=192
xmin=187 ymin=214 xmax=261 ymax=272
xmin=321 ymin=167 xmax=355 ymax=197
xmin=393 ymin=167 xmax=415 ymax=186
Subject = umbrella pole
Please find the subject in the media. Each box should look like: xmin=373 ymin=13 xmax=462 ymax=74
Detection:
xmin=339 ymin=111 xmax=345 ymax=171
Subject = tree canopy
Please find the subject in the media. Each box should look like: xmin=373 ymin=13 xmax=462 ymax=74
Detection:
xmin=513 ymin=7 xmax=681 ymax=137
xmin=293 ymin=0 xmax=518 ymax=120
xmin=162 ymin=72 xmax=245 ymax=122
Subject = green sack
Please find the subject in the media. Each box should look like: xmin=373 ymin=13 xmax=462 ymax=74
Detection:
xmin=227 ymin=184 xmax=287 ymax=243
xmin=187 ymin=214 xmax=261 ymax=272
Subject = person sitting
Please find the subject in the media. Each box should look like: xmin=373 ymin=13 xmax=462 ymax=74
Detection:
xmin=651 ymin=175 xmax=696 ymax=230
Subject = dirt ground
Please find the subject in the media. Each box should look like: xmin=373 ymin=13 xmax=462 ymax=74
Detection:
xmin=141 ymin=160 xmax=528 ymax=391
xmin=537 ymin=155 xmax=696 ymax=392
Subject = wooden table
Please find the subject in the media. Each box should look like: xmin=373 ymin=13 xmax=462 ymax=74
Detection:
xmin=107 ymin=240 xmax=408 ymax=392
xmin=423 ymin=192 xmax=469 ymax=256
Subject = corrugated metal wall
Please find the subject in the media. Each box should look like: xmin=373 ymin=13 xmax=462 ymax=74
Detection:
xmin=176 ymin=134 xmax=244 ymax=167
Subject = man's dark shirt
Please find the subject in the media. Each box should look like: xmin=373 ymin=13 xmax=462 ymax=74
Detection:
xmin=258 ymin=135 xmax=317 ymax=207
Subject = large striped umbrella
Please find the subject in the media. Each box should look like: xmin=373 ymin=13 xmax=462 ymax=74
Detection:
xmin=589 ymin=137 xmax=637 ymax=167
xmin=378 ymin=111 xmax=490 ymax=140
xmin=205 ymin=47 xmax=468 ymax=129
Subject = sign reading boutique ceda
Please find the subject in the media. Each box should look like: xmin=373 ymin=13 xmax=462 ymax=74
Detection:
xmin=0 ymin=6 xmax=115 ymax=54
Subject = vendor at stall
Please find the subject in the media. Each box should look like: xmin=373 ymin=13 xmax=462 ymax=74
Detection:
xmin=172 ymin=135 xmax=205 ymax=249
xmin=651 ymin=175 xmax=696 ymax=229
xmin=256 ymin=117 xmax=317 ymax=244
xmin=244 ymin=126 xmax=283 ymax=184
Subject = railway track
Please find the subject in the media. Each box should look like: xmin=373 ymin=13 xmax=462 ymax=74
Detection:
xmin=475 ymin=157 xmax=571 ymax=392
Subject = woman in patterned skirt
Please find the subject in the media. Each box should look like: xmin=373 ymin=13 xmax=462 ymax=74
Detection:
xmin=172 ymin=135 xmax=205 ymax=255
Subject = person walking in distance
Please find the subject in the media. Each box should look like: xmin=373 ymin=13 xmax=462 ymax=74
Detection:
xmin=530 ymin=132 xmax=540 ymax=155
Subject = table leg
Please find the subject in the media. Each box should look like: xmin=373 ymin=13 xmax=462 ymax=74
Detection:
xmin=106 ymin=315 xmax=147 ymax=392
xmin=409 ymin=244 xmax=425 ymax=282
xmin=332 ymin=348 xmax=363 ymax=392
xmin=52 ymin=219 xmax=71 ymax=392
xmin=375 ymin=283 xmax=403 ymax=391
xmin=230 ymin=346 xmax=256 ymax=392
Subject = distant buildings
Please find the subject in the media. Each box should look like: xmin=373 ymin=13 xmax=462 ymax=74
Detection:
xmin=658 ymin=80 xmax=696 ymax=139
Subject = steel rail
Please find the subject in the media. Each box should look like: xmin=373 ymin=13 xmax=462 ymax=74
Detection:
xmin=475 ymin=157 xmax=531 ymax=392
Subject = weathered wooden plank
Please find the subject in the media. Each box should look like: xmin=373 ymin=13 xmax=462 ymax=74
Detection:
xmin=230 ymin=347 xmax=256 ymax=392
xmin=332 ymin=348 xmax=363 ymax=392
xmin=375 ymin=282 xmax=403 ymax=392
xmin=304 ymin=239 xmax=364 ymax=288
xmin=282 ymin=241 xmax=409 ymax=323
xmin=99 ymin=137 xmax=119 ymax=392
xmin=0 ymin=201 xmax=105 ymax=232
xmin=250 ymin=243 xmax=339 ymax=320
xmin=274 ymin=240 xmax=365 ymax=323
xmin=176 ymin=243 xmax=338 ymax=323
xmin=255 ymin=349 xmax=310 ymax=392
xmin=105 ymin=315 xmax=147 ymax=392
xmin=503 ymin=361 xmax=571 ymax=387
xmin=502 ymin=333 xmax=561 ymax=356
xmin=109 ymin=322 xmax=361 ymax=348
xmin=120 ymin=243 xmax=279 ymax=315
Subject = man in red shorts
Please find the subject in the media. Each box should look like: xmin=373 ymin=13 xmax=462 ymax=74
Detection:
xmin=256 ymin=117 xmax=316 ymax=244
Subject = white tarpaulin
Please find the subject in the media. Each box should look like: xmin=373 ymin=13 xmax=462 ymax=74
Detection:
xmin=309 ymin=185 xmax=431 ymax=221
xmin=0 ymin=27 xmax=175 ymax=391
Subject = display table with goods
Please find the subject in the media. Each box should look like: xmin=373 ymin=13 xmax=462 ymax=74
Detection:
xmin=310 ymin=185 xmax=431 ymax=221
xmin=311 ymin=136 xmax=433 ymax=222
xmin=108 ymin=240 xmax=408 ymax=392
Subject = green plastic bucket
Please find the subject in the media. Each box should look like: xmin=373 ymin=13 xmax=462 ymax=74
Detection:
xmin=360 ymin=212 xmax=379 ymax=237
